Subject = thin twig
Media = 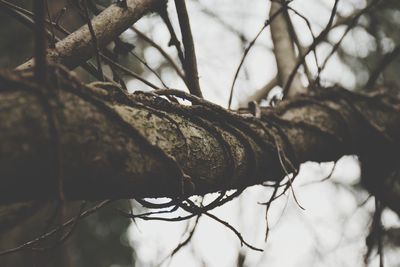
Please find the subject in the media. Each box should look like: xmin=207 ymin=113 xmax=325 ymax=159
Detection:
xmin=0 ymin=201 xmax=112 ymax=256
xmin=32 ymin=201 xmax=87 ymax=251
xmin=129 ymin=51 xmax=170 ymax=88
xmin=158 ymin=214 xmax=201 ymax=267
xmin=45 ymin=0 xmax=56 ymax=48
xmin=33 ymin=0 xmax=47 ymax=84
xmin=81 ymin=0 xmax=104 ymax=81
xmin=286 ymin=6 xmax=319 ymax=70
xmin=228 ymin=5 xmax=285 ymax=109
xmin=264 ymin=185 xmax=279 ymax=241
xmin=170 ymin=215 xmax=200 ymax=256
xmin=157 ymin=2 xmax=185 ymax=66
xmin=317 ymin=0 xmax=382 ymax=85
xmin=204 ymin=212 xmax=263 ymax=252
xmin=100 ymin=53 xmax=161 ymax=90
xmin=283 ymin=8 xmax=313 ymax=85
xmin=131 ymin=26 xmax=186 ymax=84
xmin=283 ymin=0 xmax=341 ymax=96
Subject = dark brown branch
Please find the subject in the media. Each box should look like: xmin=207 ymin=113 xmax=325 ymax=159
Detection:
xmin=33 ymin=0 xmax=47 ymax=84
xmin=82 ymin=0 xmax=104 ymax=81
xmin=174 ymin=0 xmax=203 ymax=98
xmin=0 ymin=69 xmax=399 ymax=219
xmin=156 ymin=2 xmax=185 ymax=67
xmin=204 ymin=211 xmax=263 ymax=251
xmin=366 ymin=45 xmax=400 ymax=90
xmin=44 ymin=0 xmax=56 ymax=48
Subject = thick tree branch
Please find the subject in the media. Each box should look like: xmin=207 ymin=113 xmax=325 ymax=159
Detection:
xmin=0 ymin=69 xmax=399 ymax=216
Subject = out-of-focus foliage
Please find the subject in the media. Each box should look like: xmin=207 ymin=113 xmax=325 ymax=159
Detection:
xmin=336 ymin=0 xmax=400 ymax=90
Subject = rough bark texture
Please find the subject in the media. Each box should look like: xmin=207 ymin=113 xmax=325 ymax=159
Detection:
xmin=0 ymin=69 xmax=399 ymax=216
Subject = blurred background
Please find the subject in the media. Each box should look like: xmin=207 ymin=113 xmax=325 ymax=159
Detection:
xmin=0 ymin=0 xmax=399 ymax=266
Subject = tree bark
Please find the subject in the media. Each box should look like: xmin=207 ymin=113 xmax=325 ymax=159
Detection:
xmin=0 ymin=70 xmax=399 ymax=215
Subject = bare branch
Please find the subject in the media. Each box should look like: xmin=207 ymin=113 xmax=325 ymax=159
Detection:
xmin=283 ymin=0 xmax=383 ymax=95
xmin=270 ymin=1 xmax=306 ymax=98
xmin=283 ymin=8 xmax=313 ymax=85
xmin=33 ymin=0 xmax=47 ymax=84
xmin=81 ymin=0 xmax=104 ymax=81
xmin=100 ymin=53 xmax=161 ymax=90
xmin=131 ymin=27 xmax=186 ymax=83
xmin=157 ymin=2 xmax=185 ymax=66
xmin=317 ymin=0 xmax=382 ymax=83
xmin=18 ymin=0 xmax=164 ymax=70
xmin=0 ymin=201 xmax=111 ymax=256
xmin=366 ymin=45 xmax=400 ymax=90
xmin=174 ymin=0 xmax=203 ymax=98
xmin=228 ymin=5 xmax=285 ymax=109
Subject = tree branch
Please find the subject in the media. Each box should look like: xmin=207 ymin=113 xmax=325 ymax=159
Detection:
xmin=33 ymin=0 xmax=47 ymax=84
xmin=174 ymin=0 xmax=203 ymax=98
xmin=0 ymin=69 xmax=399 ymax=217
xmin=269 ymin=1 xmax=307 ymax=98
xmin=131 ymin=26 xmax=186 ymax=84
xmin=17 ymin=0 xmax=164 ymax=70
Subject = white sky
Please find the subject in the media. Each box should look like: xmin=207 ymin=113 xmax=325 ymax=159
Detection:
xmin=122 ymin=0 xmax=400 ymax=266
